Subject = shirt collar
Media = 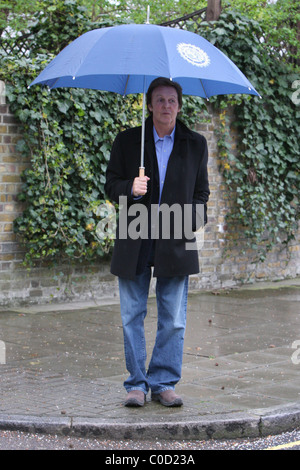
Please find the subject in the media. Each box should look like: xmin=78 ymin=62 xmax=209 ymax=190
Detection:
xmin=153 ymin=125 xmax=176 ymax=143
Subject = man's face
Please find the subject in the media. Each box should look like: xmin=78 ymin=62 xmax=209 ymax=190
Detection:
xmin=148 ymin=86 xmax=181 ymax=132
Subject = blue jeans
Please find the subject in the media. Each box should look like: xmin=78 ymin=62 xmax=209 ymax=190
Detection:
xmin=118 ymin=265 xmax=189 ymax=395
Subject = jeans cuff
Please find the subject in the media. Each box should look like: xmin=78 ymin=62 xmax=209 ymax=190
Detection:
xmin=126 ymin=386 xmax=148 ymax=394
xmin=151 ymin=386 xmax=175 ymax=394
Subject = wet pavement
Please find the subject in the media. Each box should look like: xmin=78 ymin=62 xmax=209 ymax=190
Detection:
xmin=0 ymin=278 xmax=299 ymax=440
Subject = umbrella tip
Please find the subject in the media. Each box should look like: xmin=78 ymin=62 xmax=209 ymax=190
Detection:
xmin=146 ymin=5 xmax=150 ymax=24
xmin=249 ymin=86 xmax=262 ymax=99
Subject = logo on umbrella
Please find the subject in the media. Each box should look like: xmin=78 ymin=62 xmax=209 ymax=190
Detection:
xmin=177 ymin=43 xmax=210 ymax=68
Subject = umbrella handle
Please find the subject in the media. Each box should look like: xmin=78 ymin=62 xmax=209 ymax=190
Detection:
xmin=139 ymin=167 xmax=145 ymax=177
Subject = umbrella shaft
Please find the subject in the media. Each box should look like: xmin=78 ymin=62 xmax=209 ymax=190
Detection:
xmin=140 ymin=78 xmax=147 ymax=172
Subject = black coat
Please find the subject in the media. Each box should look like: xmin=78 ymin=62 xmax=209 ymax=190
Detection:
xmin=104 ymin=116 xmax=210 ymax=280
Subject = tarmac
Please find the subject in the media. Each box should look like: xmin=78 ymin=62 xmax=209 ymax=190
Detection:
xmin=0 ymin=278 xmax=299 ymax=441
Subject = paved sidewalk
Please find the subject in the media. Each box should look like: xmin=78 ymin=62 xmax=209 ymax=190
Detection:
xmin=0 ymin=279 xmax=299 ymax=440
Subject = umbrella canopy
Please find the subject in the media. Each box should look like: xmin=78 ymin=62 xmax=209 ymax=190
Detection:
xmin=29 ymin=23 xmax=260 ymax=174
xmin=30 ymin=23 xmax=259 ymax=99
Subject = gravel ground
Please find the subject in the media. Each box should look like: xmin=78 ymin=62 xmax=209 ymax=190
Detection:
xmin=0 ymin=428 xmax=300 ymax=450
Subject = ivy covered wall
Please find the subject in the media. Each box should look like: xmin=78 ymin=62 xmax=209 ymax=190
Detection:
xmin=0 ymin=99 xmax=299 ymax=306
xmin=0 ymin=4 xmax=299 ymax=305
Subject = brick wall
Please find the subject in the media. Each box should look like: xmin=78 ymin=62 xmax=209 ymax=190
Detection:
xmin=0 ymin=101 xmax=28 ymax=271
xmin=0 ymin=94 xmax=299 ymax=306
xmin=191 ymin=109 xmax=300 ymax=290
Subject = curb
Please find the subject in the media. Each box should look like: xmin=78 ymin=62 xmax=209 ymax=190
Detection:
xmin=1 ymin=404 xmax=300 ymax=440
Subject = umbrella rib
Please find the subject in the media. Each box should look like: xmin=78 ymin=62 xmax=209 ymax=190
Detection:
xmin=199 ymin=78 xmax=209 ymax=101
xmin=49 ymin=77 xmax=61 ymax=89
xmin=123 ymin=75 xmax=130 ymax=96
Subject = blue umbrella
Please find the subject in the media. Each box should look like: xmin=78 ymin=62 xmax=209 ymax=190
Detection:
xmin=30 ymin=23 xmax=260 ymax=175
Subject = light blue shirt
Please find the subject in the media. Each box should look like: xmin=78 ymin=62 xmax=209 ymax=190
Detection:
xmin=153 ymin=125 xmax=175 ymax=203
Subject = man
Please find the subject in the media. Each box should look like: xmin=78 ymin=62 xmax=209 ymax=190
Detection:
xmin=105 ymin=77 xmax=210 ymax=407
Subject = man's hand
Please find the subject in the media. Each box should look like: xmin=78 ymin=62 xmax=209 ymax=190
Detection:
xmin=132 ymin=176 xmax=150 ymax=197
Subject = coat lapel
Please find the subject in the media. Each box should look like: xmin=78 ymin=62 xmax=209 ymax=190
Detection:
xmin=141 ymin=117 xmax=196 ymax=205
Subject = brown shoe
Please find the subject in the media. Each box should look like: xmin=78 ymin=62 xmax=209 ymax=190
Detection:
xmin=151 ymin=390 xmax=183 ymax=407
xmin=124 ymin=390 xmax=146 ymax=407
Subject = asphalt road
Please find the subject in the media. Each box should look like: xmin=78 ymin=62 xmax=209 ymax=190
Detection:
xmin=0 ymin=428 xmax=299 ymax=451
